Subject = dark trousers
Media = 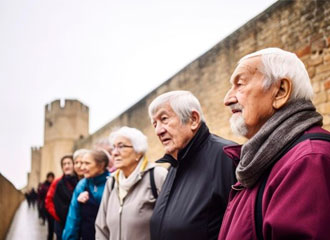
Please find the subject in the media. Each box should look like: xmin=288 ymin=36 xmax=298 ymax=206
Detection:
xmin=46 ymin=212 xmax=54 ymax=240
xmin=54 ymin=221 xmax=63 ymax=240
xmin=80 ymin=194 xmax=99 ymax=240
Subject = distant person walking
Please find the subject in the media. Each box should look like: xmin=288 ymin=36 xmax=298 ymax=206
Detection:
xmin=30 ymin=188 xmax=38 ymax=208
xmin=25 ymin=191 xmax=32 ymax=207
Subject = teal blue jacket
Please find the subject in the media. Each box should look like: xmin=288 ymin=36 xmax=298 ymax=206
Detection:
xmin=62 ymin=171 xmax=110 ymax=240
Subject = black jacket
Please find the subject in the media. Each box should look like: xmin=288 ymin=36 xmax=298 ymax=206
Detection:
xmin=150 ymin=122 xmax=236 ymax=240
xmin=53 ymin=175 xmax=78 ymax=226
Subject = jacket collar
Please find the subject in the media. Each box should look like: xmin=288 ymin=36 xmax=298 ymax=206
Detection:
xmin=223 ymin=144 xmax=242 ymax=166
xmin=90 ymin=170 xmax=110 ymax=185
xmin=156 ymin=154 xmax=178 ymax=167
xmin=156 ymin=122 xmax=210 ymax=167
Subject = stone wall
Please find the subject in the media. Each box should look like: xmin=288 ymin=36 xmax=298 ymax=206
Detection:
xmin=77 ymin=0 xmax=330 ymax=161
xmin=0 ymin=174 xmax=24 ymax=240
xmin=27 ymin=147 xmax=42 ymax=190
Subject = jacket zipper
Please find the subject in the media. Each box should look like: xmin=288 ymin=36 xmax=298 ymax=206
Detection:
xmin=119 ymin=202 xmax=123 ymax=240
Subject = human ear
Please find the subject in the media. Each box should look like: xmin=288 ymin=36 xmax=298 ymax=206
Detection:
xmin=190 ymin=111 xmax=201 ymax=131
xmin=273 ymin=78 xmax=292 ymax=109
xmin=136 ymin=153 xmax=143 ymax=161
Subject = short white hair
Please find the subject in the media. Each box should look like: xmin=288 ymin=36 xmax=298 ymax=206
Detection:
xmin=239 ymin=48 xmax=313 ymax=101
xmin=109 ymin=126 xmax=148 ymax=154
xmin=148 ymin=90 xmax=205 ymax=123
xmin=73 ymin=149 xmax=89 ymax=160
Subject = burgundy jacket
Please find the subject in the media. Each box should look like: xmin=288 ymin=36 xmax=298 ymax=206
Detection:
xmin=218 ymin=126 xmax=330 ymax=240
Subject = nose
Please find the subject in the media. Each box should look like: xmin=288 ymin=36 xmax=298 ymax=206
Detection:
xmin=112 ymin=148 xmax=120 ymax=156
xmin=155 ymin=122 xmax=166 ymax=136
xmin=224 ymin=87 xmax=237 ymax=106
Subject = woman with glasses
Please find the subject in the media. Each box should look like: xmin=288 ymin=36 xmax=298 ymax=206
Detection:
xmin=62 ymin=149 xmax=110 ymax=240
xmin=95 ymin=126 xmax=168 ymax=240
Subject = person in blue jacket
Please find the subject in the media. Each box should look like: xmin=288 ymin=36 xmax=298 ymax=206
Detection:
xmin=62 ymin=149 xmax=111 ymax=240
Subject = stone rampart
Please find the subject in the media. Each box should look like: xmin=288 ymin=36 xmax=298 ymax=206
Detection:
xmin=0 ymin=174 xmax=24 ymax=240
xmin=76 ymin=0 xmax=330 ymax=161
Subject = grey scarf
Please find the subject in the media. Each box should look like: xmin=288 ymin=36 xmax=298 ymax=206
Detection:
xmin=237 ymin=99 xmax=323 ymax=188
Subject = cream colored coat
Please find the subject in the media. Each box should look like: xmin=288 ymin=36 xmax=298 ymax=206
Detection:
xmin=95 ymin=159 xmax=167 ymax=240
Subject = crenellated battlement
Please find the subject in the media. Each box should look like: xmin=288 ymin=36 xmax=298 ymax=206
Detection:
xmin=31 ymin=146 xmax=42 ymax=152
xmin=45 ymin=99 xmax=89 ymax=115
xmin=43 ymin=98 xmax=90 ymax=146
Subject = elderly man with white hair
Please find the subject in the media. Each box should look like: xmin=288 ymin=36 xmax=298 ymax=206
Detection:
xmin=149 ymin=90 xmax=236 ymax=240
xmin=218 ymin=48 xmax=330 ymax=240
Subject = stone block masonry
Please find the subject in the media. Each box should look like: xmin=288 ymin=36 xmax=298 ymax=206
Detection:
xmin=0 ymin=174 xmax=24 ymax=240
xmin=75 ymin=0 xmax=330 ymax=162
xmin=26 ymin=1 xmax=330 ymax=187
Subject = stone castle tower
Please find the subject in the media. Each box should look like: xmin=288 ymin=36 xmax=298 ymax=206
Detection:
xmin=27 ymin=147 xmax=42 ymax=190
xmin=28 ymin=99 xmax=89 ymax=188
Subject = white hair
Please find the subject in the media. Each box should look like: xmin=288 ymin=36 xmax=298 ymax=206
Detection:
xmin=73 ymin=149 xmax=89 ymax=160
xmin=239 ymin=47 xmax=313 ymax=101
xmin=108 ymin=126 xmax=148 ymax=154
xmin=148 ymin=90 xmax=205 ymax=123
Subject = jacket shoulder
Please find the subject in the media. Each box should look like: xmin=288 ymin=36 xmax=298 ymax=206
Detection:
xmin=153 ymin=165 xmax=168 ymax=184
xmin=150 ymin=165 xmax=168 ymax=194
xmin=54 ymin=176 xmax=62 ymax=184
xmin=74 ymin=178 xmax=87 ymax=193
xmin=153 ymin=165 xmax=168 ymax=176
xmin=284 ymin=128 xmax=330 ymax=163
xmin=49 ymin=177 xmax=61 ymax=191
xmin=209 ymin=134 xmax=237 ymax=146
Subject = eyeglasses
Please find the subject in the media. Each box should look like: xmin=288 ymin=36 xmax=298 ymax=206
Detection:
xmin=112 ymin=144 xmax=133 ymax=152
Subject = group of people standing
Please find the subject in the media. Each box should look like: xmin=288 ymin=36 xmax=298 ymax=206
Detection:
xmin=31 ymin=47 xmax=330 ymax=240
xmin=33 ymin=126 xmax=168 ymax=240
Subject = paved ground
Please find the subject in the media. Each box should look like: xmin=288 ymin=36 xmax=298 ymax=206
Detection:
xmin=6 ymin=200 xmax=49 ymax=240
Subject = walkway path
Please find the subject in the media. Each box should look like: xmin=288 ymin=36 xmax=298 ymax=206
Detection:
xmin=6 ymin=200 xmax=48 ymax=240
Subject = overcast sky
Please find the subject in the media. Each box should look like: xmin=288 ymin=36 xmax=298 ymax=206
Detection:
xmin=0 ymin=0 xmax=277 ymax=189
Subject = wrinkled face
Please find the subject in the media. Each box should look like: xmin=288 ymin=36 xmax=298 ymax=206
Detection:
xmin=224 ymin=57 xmax=278 ymax=139
xmin=62 ymin=158 xmax=74 ymax=175
xmin=74 ymin=156 xmax=84 ymax=177
xmin=151 ymin=103 xmax=194 ymax=159
xmin=112 ymin=136 xmax=141 ymax=174
xmin=81 ymin=153 xmax=104 ymax=178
